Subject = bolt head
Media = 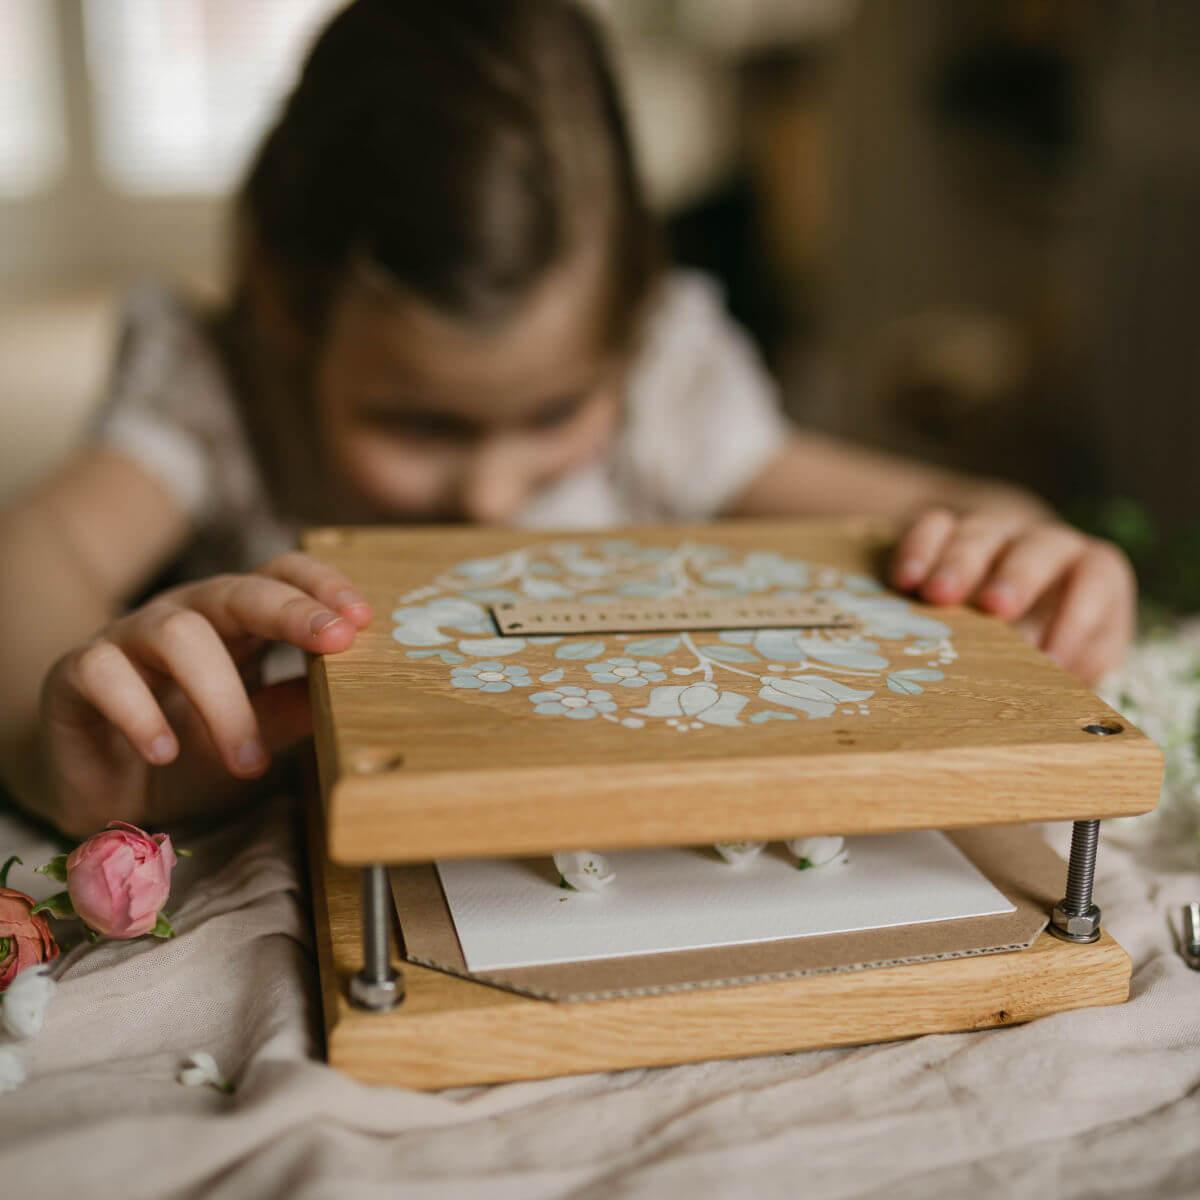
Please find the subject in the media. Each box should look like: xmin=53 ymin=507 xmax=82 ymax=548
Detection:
xmin=349 ymin=971 xmax=403 ymax=1011
xmin=1050 ymin=902 xmax=1102 ymax=943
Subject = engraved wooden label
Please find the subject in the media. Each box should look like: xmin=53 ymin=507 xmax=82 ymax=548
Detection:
xmin=491 ymin=596 xmax=855 ymax=636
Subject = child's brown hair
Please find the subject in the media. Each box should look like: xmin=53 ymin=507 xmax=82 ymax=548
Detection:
xmin=218 ymin=0 xmax=658 ymax=518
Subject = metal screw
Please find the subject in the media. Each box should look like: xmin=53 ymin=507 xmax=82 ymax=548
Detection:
xmin=1049 ymin=819 xmax=1102 ymax=944
xmin=350 ymin=864 xmax=403 ymax=1011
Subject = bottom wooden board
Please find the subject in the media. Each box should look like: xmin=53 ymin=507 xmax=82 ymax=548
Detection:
xmin=306 ymin=803 xmax=1133 ymax=1090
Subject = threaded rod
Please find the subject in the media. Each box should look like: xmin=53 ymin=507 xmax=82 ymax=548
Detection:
xmin=361 ymin=864 xmax=391 ymax=982
xmin=1063 ymin=820 xmax=1100 ymax=914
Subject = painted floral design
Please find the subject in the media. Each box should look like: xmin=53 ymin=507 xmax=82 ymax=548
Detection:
xmin=529 ymin=686 xmax=618 ymax=720
xmin=450 ymin=661 xmax=532 ymax=693
xmin=585 ymin=657 xmax=667 ymax=688
xmin=392 ymin=538 xmax=959 ymax=733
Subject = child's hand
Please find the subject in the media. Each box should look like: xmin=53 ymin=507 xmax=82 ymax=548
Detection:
xmin=891 ymin=508 xmax=1135 ymax=684
xmin=39 ymin=554 xmax=372 ymax=836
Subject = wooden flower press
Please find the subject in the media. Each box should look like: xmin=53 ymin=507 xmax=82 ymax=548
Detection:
xmin=302 ymin=519 xmax=1162 ymax=1089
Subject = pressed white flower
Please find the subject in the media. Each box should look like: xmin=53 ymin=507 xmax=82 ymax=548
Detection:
xmin=1 ymin=965 xmax=56 ymax=1039
xmin=787 ymin=836 xmax=849 ymax=869
xmin=178 ymin=1050 xmax=233 ymax=1093
xmin=0 ymin=1047 xmax=25 ymax=1094
xmin=713 ymin=842 xmax=766 ymax=866
xmin=553 ymin=851 xmax=615 ymax=892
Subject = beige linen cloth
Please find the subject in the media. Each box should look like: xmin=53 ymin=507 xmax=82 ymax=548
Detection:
xmin=2 ymin=786 xmax=1198 ymax=1200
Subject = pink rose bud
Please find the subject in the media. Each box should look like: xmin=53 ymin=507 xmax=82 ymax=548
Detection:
xmin=66 ymin=822 xmax=178 ymax=939
xmin=0 ymin=885 xmax=59 ymax=993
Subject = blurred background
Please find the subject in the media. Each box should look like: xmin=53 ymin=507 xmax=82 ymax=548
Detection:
xmin=1 ymin=0 xmax=1196 ymax=614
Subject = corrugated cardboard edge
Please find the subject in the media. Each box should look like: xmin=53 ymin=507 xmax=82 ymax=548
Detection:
xmin=389 ymin=826 xmax=1057 ymax=1004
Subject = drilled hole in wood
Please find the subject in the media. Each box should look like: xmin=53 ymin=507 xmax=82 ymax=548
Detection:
xmin=1081 ymin=721 xmax=1124 ymax=736
xmin=352 ymin=748 xmax=406 ymax=774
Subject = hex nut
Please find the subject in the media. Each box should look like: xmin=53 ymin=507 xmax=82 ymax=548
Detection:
xmin=349 ymin=971 xmax=404 ymax=1011
xmin=1050 ymin=902 xmax=1102 ymax=943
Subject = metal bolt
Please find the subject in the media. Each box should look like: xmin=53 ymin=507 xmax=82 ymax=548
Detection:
xmin=350 ymin=864 xmax=403 ymax=1011
xmin=1049 ymin=819 xmax=1102 ymax=944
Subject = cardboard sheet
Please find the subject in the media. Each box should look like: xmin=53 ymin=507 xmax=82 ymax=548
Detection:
xmin=435 ymin=833 xmax=1014 ymax=971
xmin=391 ymin=827 xmax=1059 ymax=1002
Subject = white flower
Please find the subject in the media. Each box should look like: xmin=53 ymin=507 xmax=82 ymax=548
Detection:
xmin=787 ymin=836 xmax=849 ymax=868
xmin=553 ymin=852 xmax=615 ymax=891
xmin=714 ymin=842 xmax=766 ymax=866
xmin=0 ymin=1047 xmax=25 ymax=1093
xmin=178 ymin=1050 xmax=233 ymax=1093
xmin=1 ymin=964 xmax=56 ymax=1039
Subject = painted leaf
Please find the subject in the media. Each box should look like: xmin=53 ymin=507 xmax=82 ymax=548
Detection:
xmin=539 ymin=668 xmax=565 ymax=684
xmin=406 ymin=649 xmax=465 ymax=664
xmin=632 ymin=685 xmax=688 ymax=718
xmin=458 ymin=637 xmax=526 ymax=657
xmin=461 ymin=588 xmax=521 ymax=604
xmin=616 ymin=579 xmax=675 ymax=597
xmin=886 ymin=667 xmax=944 ymax=696
xmin=697 ymin=692 xmax=747 ymax=726
xmin=625 ymin=636 xmax=682 ymax=656
xmin=522 ymin=577 xmax=572 ymax=601
xmin=703 ymin=644 xmax=758 ymax=664
xmin=758 ymin=675 xmax=874 ymax=719
xmin=748 ymin=710 xmax=799 ymax=723
xmin=555 ymin=640 xmax=606 ymax=661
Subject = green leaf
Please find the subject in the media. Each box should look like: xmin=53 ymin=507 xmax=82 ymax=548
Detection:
xmin=0 ymin=855 xmax=20 ymax=888
xmin=31 ymin=891 xmax=76 ymax=919
xmin=149 ymin=912 xmax=176 ymax=939
xmin=555 ymin=640 xmax=605 ymax=661
xmin=175 ymin=848 xmax=193 ymax=858
xmin=0 ymin=936 xmax=10 ymax=961
xmin=34 ymin=853 xmax=69 ymax=883
xmin=794 ymin=858 xmax=814 ymax=870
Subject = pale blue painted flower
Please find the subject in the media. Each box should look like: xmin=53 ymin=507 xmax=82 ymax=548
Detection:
xmin=702 ymin=552 xmax=811 ymax=592
xmin=530 ymin=685 xmax=617 ymax=720
xmin=392 ymin=598 xmax=491 ymax=646
xmin=585 ymin=657 xmax=667 ymax=688
xmin=730 ymin=630 xmax=888 ymax=670
xmin=757 ymin=675 xmax=874 ymax=719
xmin=450 ymin=661 xmax=532 ymax=693
xmin=817 ymin=590 xmax=951 ymax=641
xmin=633 ymin=683 xmax=747 ymax=727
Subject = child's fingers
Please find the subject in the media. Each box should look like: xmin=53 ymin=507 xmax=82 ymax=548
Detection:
xmin=258 ymin=552 xmax=373 ymax=627
xmin=891 ymin=508 xmax=957 ymax=590
xmin=179 ymin=574 xmax=358 ymax=655
xmin=919 ymin=515 xmax=1024 ymax=605
xmin=64 ymin=641 xmax=179 ymax=765
xmin=975 ymin=526 xmax=1087 ymax=619
xmin=1041 ymin=544 xmax=1132 ymax=671
xmin=119 ymin=608 xmax=269 ymax=778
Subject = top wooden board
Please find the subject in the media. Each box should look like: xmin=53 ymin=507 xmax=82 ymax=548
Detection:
xmin=303 ymin=519 xmax=1162 ymax=864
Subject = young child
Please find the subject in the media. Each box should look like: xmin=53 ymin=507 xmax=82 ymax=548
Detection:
xmin=0 ymin=0 xmax=1134 ymax=838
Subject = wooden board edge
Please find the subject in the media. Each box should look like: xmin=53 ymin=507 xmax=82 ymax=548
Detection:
xmin=327 ymin=738 xmax=1163 ymax=863
xmin=323 ymin=927 xmax=1131 ymax=1089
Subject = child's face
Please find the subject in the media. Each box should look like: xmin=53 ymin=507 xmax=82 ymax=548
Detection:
xmin=314 ymin=256 xmax=623 ymax=524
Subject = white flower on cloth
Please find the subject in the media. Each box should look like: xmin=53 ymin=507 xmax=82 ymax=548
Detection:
xmin=530 ymin=686 xmax=617 ymax=720
xmin=178 ymin=1051 xmax=234 ymax=1093
xmin=787 ymin=836 xmax=849 ymax=869
xmin=1 ymin=964 xmax=56 ymax=1039
xmin=633 ymin=684 xmax=747 ymax=728
xmin=0 ymin=1047 xmax=25 ymax=1093
xmin=391 ymin=598 xmax=491 ymax=646
xmin=757 ymin=675 xmax=874 ymax=719
xmin=450 ymin=660 xmax=532 ymax=693
xmin=585 ymin=657 xmax=668 ymax=688
xmin=714 ymin=842 xmax=766 ymax=866
xmin=553 ymin=852 xmax=615 ymax=891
